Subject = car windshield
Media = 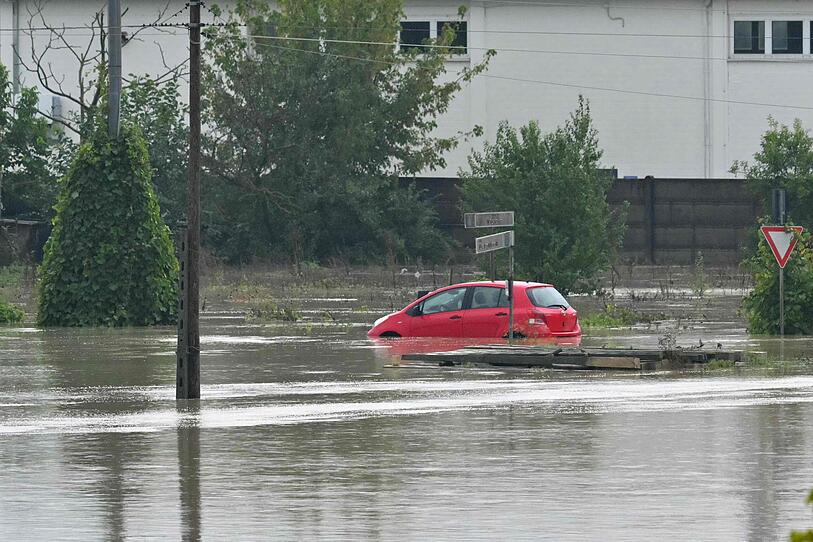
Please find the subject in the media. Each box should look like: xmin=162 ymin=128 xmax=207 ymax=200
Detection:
xmin=526 ymin=286 xmax=570 ymax=308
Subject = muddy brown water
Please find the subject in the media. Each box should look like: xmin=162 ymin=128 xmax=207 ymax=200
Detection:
xmin=1 ymin=290 xmax=812 ymax=540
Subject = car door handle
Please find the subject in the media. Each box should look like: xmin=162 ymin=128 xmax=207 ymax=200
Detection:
xmin=449 ymin=315 xmax=463 ymax=320
xmin=495 ymin=312 xmax=508 ymax=316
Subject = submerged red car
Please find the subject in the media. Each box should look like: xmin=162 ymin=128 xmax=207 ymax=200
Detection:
xmin=367 ymin=281 xmax=581 ymax=339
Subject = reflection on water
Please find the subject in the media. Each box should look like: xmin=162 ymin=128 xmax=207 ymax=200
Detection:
xmin=178 ymin=405 xmax=201 ymax=542
xmin=0 ymin=311 xmax=812 ymax=540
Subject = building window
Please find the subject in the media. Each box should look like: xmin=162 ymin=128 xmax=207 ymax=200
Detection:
xmin=437 ymin=21 xmax=467 ymax=54
xmin=772 ymin=21 xmax=803 ymax=53
xmin=733 ymin=21 xmax=765 ymax=54
xmin=400 ymin=21 xmax=430 ymax=51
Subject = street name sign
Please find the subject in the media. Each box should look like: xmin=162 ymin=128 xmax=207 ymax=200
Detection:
xmin=476 ymin=231 xmax=514 ymax=254
xmin=464 ymin=211 xmax=514 ymax=229
xmin=761 ymin=226 xmax=804 ymax=268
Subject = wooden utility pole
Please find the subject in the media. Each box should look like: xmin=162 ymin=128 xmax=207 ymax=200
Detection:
xmin=108 ymin=0 xmax=121 ymax=138
xmin=177 ymin=1 xmax=201 ymax=400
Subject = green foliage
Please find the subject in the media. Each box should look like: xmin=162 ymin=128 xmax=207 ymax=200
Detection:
xmin=245 ymin=301 xmax=301 ymax=322
xmin=461 ymin=98 xmax=625 ymax=293
xmin=37 ymin=123 xmax=179 ymax=326
xmin=0 ymin=64 xmax=61 ymax=220
xmin=580 ymin=302 xmax=662 ymax=328
xmin=732 ymin=118 xmax=813 ymax=230
xmin=121 ymin=76 xmax=188 ymax=232
xmin=202 ymin=0 xmax=493 ymax=265
xmin=742 ymin=227 xmax=813 ymax=335
xmin=0 ymin=299 xmax=24 ymax=323
xmin=706 ymin=359 xmax=735 ymax=370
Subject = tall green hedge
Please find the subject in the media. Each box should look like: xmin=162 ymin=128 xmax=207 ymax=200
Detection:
xmin=38 ymin=124 xmax=179 ymax=326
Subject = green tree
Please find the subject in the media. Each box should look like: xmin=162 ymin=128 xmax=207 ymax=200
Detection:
xmin=121 ymin=77 xmax=188 ymax=232
xmin=461 ymin=98 xmax=624 ymax=294
xmin=734 ymin=119 xmax=813 ymax=335
xmin=0 ymin=64 xmax=60 ymax=220
xmin=202 ymin=0 xmax=492 ymax=264
xmin=38 ymin=120 xmax=179 ymax=326
xmin=732 ymin=118 xmax=813 ymax=229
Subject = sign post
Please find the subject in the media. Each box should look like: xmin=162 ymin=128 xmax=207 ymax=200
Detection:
xmin=760 ymin=225 xmax=804 ymax=338
xmin=468 ymin=212 xmax=516 ymax=340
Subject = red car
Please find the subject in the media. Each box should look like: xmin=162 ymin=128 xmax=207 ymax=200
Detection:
xmin=367 ymin=281 xmax=581 ymax=339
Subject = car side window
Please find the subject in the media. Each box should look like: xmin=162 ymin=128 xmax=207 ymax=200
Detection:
xmin=470 ymin=286 xmax=505 ymax=309
xmin=421 ymin=288 xmax=467 ymax=315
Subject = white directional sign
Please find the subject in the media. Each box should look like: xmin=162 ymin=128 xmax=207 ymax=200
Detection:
xmin=464 ymin=211 xmax=514 ymax=229
xmin=475 ymin=231 xmax=514 ymax=254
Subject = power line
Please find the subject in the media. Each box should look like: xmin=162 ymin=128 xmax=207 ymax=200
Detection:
xmin=468 ymin=0 xmax=813 ymax=15
xmin=14 ymin=21 xmax=813 ymax=112
xmin=248 ymin=33 xmax=731 ymax=62
xmin=251 ymin=39 xmax=813 ymax=112
xmin=10 ymin=26 xmax=739 ymax=62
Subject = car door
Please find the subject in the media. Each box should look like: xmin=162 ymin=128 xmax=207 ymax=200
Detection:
xmin=461 ymin=286 xmax=509 ymax=338
xmin=409 ymin=287 xmax=467 ymax=337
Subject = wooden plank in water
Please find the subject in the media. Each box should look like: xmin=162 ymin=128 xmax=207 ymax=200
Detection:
xmin=399 ymin=345 xmax=745 ymax=371
xmin=585 ymin=357 xmax=641 ymax=370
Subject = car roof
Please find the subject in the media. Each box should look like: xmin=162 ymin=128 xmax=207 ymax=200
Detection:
xmin=440 ymin=280 xmax=554 ymax=289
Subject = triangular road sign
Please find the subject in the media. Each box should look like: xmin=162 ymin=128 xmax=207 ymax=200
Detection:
xmin=761 ymin=226 xmax=805 ymax=268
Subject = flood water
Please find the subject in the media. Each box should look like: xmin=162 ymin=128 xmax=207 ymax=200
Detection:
xmin=1 ymin=295 xmax=813 ymax=540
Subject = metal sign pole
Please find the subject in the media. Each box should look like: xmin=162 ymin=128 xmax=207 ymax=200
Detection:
xmin=508 ymin=246 xmax=514 ymax=341
xmin=779 ymin=266 xmax=784 ymax=338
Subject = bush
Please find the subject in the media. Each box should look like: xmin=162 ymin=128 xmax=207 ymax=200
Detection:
xmin=37 ymin=123 xmax=179 ymax=326
xmin=0 ymin=299 xmax=24 ymax=324
xmin=742 ymin=227 xmax=813 ymax=335
xmin=461 ymin=97 xmax=625 ymax=293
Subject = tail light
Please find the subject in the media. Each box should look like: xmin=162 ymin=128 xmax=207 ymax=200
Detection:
xmin=528 ymin=310 xmax=547 ymax=326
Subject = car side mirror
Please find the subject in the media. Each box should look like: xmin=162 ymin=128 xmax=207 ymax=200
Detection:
xmin=407 ymin=304 xmax=422 ymax=317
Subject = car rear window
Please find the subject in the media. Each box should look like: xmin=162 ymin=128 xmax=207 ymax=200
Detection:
xmin=526 ymin=287 xmax=570 ymax=308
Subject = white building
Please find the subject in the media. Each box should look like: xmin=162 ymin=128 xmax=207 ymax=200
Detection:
xmin=2 ymin=0 xmax=813 ymax=179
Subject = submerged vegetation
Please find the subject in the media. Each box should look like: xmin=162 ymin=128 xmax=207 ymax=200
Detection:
xmin=245 ymin=301 xmax=302 ymax=323
xmin=580 ymin=302 xmax=665 ymax=328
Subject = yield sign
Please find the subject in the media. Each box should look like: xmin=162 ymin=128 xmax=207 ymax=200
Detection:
xmin=761 ymin=226 xmax=805 ymax=268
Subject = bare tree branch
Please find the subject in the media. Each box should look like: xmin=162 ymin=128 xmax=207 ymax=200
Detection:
xmin=19 ymin=0 xmax=186 ymax=137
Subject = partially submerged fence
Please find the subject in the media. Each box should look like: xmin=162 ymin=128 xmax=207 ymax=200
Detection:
xmin=408 ymin=176 xmax=762 ymax=266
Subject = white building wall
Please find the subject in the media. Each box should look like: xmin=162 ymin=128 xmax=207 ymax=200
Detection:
xmin=726 ymin=0 xmax=813 ymax=176
xmin=6 ymin=1 xmax=813 ymax=180
xmin=0 ymin=2 xmax=14 ymax=79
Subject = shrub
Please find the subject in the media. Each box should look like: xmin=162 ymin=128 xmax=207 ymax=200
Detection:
xmin=0 ymin=299 xmax=24 ymax=324
xmin=461 ymin=97 xmax=625 ymax=294
xmin=742 ymin=227 xmax=813 ymax=335
xmin=37 ymin=123 xmax=179 ymax=326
